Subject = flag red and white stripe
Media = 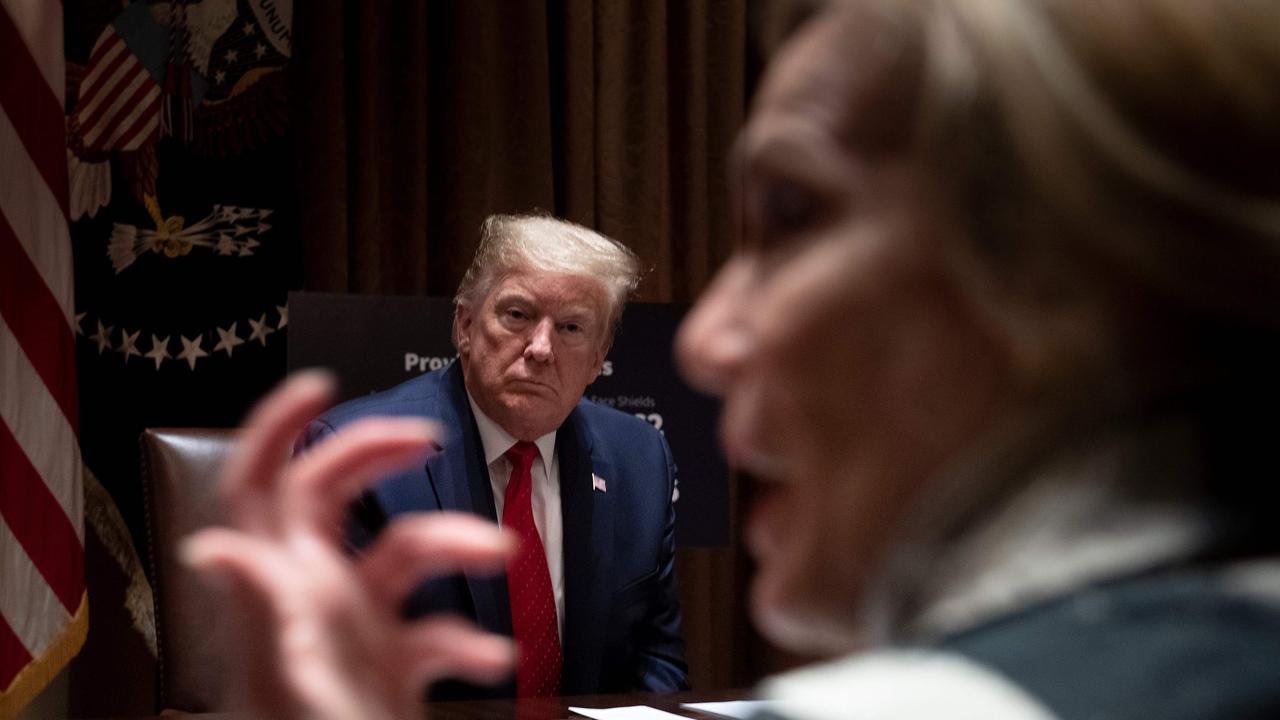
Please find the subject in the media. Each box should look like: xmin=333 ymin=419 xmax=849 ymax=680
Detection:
xmin=72 ymin=21 xmax=161 ymax=153
xmin=0 ymin=0 xmax=89 ymax=714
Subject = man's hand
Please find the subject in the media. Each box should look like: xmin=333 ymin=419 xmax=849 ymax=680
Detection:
xmin=182 ymin=371 xmax=516 ymax=719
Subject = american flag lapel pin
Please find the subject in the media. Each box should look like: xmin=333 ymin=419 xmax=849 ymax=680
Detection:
xmin=592 ymin=473 xmax=607 ymax=493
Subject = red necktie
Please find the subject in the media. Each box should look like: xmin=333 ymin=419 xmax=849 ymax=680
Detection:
xmin=502 ymin=441 xmax=562 ymax=697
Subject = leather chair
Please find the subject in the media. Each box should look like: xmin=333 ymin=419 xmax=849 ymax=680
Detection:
xmin=139 ymin=427 xmax=235 ymax=713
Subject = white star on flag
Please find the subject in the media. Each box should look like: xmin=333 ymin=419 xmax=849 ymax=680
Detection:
xmin=248 ymin=313 xmax=275 ymax=346
xmin=177 ymin=334 xmax=209 ymax=370
xmin=89 ymin=319 xmax=114 ymax=354
xmin=276 ymin=304 xmax=288 ymax=329
xmin=145 ymin=334 xmax=171 ymax=370
xmin=214 ymin=323 xmax=245 ymax=357
xmin=117 ymin=328 xmax=141 ymax=363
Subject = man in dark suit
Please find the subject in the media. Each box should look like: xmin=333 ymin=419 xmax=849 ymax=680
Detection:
xmin=299 ymin=214 xmax=687 ymax=699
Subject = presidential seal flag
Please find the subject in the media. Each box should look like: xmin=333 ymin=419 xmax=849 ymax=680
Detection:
xmin=0 ymin=0 xmax=89 ymax=715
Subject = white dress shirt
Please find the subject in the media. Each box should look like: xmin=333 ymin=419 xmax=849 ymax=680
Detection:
xmin=467 ymin=394 xmax=565 ymax=640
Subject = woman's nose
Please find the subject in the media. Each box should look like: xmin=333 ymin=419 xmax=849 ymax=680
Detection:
xmin=676 ymin=255 xmax=756 ymax=396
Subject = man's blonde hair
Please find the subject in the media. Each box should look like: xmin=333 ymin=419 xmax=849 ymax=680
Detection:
xmin=454 ymin=214 xmax=643 ymax=345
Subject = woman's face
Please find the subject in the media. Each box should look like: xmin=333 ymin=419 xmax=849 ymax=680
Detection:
xmin=677 ymin=8 xmax=1017 ymax=654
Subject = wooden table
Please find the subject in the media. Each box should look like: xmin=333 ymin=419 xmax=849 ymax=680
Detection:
xmin=117 ymin=689 xmax=757 ymax=720
xmin=427 ymin=688 xmax=755 ymax=720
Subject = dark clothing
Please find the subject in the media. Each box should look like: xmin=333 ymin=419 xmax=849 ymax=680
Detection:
xmin=301 ymin=363 xmax=688 ymax=700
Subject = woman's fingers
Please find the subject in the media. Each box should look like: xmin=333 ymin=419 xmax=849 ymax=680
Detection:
xmin=183 ymin=528 xmax=398 ymax=719
xmin=180 ymin=527 xmax=296 ymax=598
xmin=192 ymin=371 xmax=519 ymax=715
xmin=180 ymin=528 xmax=308 ymax=716
xmin=397 ymin=615 xmax=516 ymax=688
xmin=184 ymin=526 xmax=515 ymax=708
xmin=219 ymin=370 xmax=337 ymax=534
xmin=283 ymin=417 xmax=442 ymax=540
xmin=358 ymin=513 xmax=516 ymax=610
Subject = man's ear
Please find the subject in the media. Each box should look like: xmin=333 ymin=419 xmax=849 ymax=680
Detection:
xmin=454 ymin=303 xmax=473 ymax=354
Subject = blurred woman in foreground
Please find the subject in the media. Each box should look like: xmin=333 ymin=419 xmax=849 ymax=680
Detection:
xmin=185 ymin=0 xmax=1280 ymax=717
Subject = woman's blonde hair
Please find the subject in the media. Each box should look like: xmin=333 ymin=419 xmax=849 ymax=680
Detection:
xmin=875 ymin=0 xmax=1280 ymax=389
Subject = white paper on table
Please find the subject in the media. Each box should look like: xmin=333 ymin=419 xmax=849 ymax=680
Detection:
xmin=679 ymin=700 xmax=776 ymax=719
xmin=568 ymin=705 xmax=689 ymax=720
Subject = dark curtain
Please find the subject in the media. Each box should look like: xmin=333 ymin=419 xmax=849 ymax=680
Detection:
xmin=294 ymin=1 xmax=742 ymax=304
xmin=291 ymin=1 xmax=752 ymax=690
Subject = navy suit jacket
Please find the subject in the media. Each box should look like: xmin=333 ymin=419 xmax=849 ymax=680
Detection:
xmin=301 ymin=363 xmax=688 ymax=700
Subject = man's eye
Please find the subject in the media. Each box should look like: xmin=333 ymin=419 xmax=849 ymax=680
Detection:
xmin=563 ymin=323 xmax=582 ymax=334
xmin=506 ymin=309 xmax=527 ymax=321
xmin=762 ymin=181 xmax=819 ymax=238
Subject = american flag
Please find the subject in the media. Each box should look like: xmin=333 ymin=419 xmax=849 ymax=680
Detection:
xmin=0 ymin=0 xmax=89 ymax=715
xmin=70 ymin=4 xmax=162 ymax=154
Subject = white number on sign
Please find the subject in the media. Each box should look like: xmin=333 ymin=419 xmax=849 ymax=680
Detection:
xmin=635 ymin=413 xmax=663 ymax=430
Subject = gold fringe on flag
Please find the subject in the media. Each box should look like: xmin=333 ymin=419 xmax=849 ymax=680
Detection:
xmin=0 ymin=593 xmax=88 ymax=719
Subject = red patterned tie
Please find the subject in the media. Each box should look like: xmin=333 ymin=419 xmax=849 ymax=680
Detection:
xmin=502 ymin=441 xmax=562 ymax=697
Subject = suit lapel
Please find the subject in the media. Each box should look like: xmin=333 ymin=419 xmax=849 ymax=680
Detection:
xmin=559 ymin=406 xmax=614 ymax=694
xmin=425 ymin=363 xmax=510 ymax=637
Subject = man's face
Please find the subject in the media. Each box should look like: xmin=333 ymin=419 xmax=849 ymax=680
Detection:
xmin=677 ymin=7 xmax=1017 ymax=654
xmin=456 ymin=268 xmax=609 ymax=441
